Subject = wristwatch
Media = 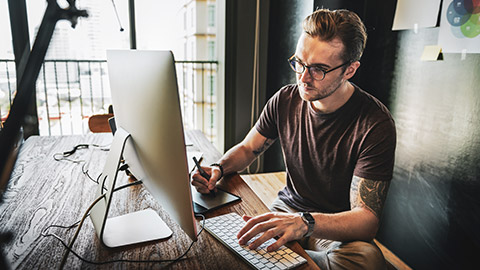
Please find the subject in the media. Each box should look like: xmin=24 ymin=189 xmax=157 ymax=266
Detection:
xmin=300 ymin=212 xmax=315 ymax=237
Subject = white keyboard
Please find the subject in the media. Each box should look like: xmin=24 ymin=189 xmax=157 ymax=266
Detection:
xmin=204 ymin=212 xmax=307 ymax=270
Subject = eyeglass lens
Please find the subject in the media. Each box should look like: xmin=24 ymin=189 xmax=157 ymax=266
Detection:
xmin=289 ymin=59 xmax=325 ymax=80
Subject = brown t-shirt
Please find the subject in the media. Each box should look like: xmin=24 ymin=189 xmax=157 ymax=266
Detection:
xmin=255 ymin=84 xmax=396 ymax=213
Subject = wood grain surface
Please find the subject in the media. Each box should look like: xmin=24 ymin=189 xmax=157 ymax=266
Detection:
xmin=0 ymin=131 xmax=318 ymax=269
xmin=240 ymin=172 xmax=286 ymax=207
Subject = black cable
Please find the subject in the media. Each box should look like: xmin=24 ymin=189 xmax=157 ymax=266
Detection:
xmin=53 ymin=155 xmax=84 ymax=164
xmin=43 ymin=181 xmax=142 ymax=236
xmin=42 ymin=199 xmax=205 ymax=266
xmin=49 ymin=144 xmax=205 ymax=266
xmin=54 ymin=143 xmax=114 ymax=187
xmin=53 ymin=143 xmax=110 ymax=162
xmin=62 ymin=144 xmax=89 ymax=157
xmin=80 ymin=163 xmax=100 ymax=184
xmin=43 ymin=226 xmax=203 ymax=265
xmin=42 ymin=180 xmax=143 ymax=233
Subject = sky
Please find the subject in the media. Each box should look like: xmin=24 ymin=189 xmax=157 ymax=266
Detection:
xmin=0 ymin=0 xmax=184 ymax=59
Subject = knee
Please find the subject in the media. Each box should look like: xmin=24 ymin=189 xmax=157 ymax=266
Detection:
xmin=328 ymin=241 xmax=386 ymax=270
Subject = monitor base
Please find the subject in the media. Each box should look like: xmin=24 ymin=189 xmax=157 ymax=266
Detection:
xmin=103 ymin=208 xmax=172 ymax=248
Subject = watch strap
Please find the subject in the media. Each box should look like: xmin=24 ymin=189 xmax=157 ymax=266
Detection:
xmin=300 ymin=212 xmax=315 ymax=237
xmin=210 ymin=163 xmax=224 ymax=179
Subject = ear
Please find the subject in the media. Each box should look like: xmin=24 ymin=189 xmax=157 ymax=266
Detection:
xmin=343 ymin=61 xmax=360 ymax=80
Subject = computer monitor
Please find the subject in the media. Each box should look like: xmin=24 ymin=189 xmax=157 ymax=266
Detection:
xmin=90 ymin=50 xmax=197 ymax=248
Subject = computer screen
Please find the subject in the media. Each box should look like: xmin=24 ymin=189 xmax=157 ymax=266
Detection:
xmin=89 ymin=50 xmax=197 ymax=247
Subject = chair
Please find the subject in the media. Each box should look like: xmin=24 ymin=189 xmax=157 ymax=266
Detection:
xmin=88 ymin=113 xmax=114 ymax=133
xmin=88 ymin=105 xmax=114 ymax=133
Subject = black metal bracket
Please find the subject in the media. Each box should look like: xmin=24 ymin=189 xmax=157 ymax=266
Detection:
xmin=0 ymin=0 xmax=88 ymax=201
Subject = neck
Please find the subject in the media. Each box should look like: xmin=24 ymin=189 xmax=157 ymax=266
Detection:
xmin=311 ymin=81 xmax=354 ymax=113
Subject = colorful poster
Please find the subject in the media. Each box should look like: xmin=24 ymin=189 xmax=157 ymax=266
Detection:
xmin=438 ymin=0 xmax=480 ymax=53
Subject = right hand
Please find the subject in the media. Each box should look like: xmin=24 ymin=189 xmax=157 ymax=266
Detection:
xmin=191 ymin=165 xmax=222 ymax=194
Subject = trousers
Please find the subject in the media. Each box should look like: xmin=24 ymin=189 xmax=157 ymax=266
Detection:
xmin=269 ymin=197 xmax=387 ymax=270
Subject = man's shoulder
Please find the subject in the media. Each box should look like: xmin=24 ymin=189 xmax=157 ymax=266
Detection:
xmin=267 ymin=84 xmax=300 ymax=106
xmin=277 ymin=84 xmax=299 ymax=96
xmin=353 ymin=85 xmax=394 ymax=122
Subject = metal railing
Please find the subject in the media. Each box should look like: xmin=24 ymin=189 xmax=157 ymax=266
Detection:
xmin=0 ymin=59 xmax=218 ymax=143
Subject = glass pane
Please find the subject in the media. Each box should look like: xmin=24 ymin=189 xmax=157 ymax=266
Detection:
xmin=136 ymin=0 xmax=183 ymax=52
xmin=0 ymin=1 xmax=14 ymax=59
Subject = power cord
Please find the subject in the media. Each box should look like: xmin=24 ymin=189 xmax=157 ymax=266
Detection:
xmin=53 ymin=143 xmax=112 ymax=190
xmin=46 ymin=214 xmax=205 ymax=267
xmin=81 ymin=161 xmax=131 ymax=190
xmin=57 ymin=180 xmax=143 ymax=268
xmin=54 ymin=143 xmax=130 ymax=190
xmin=42 ymin=179 xmax=205 ymax=268
xmin=49 ymin=143 xmax=205 ymax=267
xmin=80 ymin=163 xmax=101 ymax=185
xmin=53 ymin=143 xmax=110 ymax=163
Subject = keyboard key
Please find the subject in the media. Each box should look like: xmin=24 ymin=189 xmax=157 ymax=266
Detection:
xmin=204 ymin=213 xmax=307 ymax=270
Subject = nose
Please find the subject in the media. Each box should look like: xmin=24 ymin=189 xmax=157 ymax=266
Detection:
xmin=298 ymin=67 xmax=312 ymax=82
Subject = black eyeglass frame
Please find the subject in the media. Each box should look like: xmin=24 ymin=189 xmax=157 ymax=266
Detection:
xmin=288 ymin=55 xmax=352 ymax=81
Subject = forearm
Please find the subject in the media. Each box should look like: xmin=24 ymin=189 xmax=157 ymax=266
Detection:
xmin=308 ymin=175 xmax=390 ymax=242
xmin=310 ymin=207 xmax=379 ymax=242
xmin=237 ymin=208 xmax=379 ymax=252
xmin=216 ymin=143 xmax=257 ymax=176
xmin=215 ymin=128 xmax=275 ymax=177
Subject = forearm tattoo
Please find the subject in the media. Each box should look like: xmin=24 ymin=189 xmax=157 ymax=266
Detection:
xmin=252 ymin=138 xmax=275 ymax=157
xmin=350 ymin=176 xmax=390 ymax=218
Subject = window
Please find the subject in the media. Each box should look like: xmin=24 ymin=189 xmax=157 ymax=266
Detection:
xmin=209 ymin=108 xmax=215 ymax=129
xmin=208 ymin=40 xmax=215 ymax=60
xmin=209 ymin=74 xmax=216 ymax=96
xmin=183 ymin=10 xmax=187 ymax=31
xmin=190 ymin=40 xmax=195 ymax=59
xmin=208 ymin=4 xmax=215 ymax=27
xmin=190 ymin=7 xmax=195 ymax=28
xmin=183 ymin=41 xmax=187 ymax=59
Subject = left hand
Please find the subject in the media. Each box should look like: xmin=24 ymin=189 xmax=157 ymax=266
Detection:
xmin=191 ymin=165 xmax=220 ymax=194
xmin=236 ymin=212 xmax=307 ymax=252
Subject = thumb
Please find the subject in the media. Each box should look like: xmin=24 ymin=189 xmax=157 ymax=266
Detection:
xmin=208 ymin=177 xmax=218 ymax=190
xmin=242 ymin=215 xmax=252 ymax=222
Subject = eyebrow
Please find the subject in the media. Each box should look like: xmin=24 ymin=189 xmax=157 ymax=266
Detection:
xmin=294 ymin=56 xmax=331 ymax=69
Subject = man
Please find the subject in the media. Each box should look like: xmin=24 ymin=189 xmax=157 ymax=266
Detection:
xmin=192 ymin=8 xmax=396 ymax=270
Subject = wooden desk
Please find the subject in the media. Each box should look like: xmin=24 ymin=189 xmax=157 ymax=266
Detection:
xmin=0 ymin=131 xmax=319 ymax=269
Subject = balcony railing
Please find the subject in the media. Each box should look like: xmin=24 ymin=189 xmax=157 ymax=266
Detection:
xmin=0 ymin=59 xmax=218 ymax=144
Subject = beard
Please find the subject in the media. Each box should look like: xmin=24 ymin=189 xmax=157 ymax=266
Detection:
xmin=297 ymin=77 xmax=345 ymax=102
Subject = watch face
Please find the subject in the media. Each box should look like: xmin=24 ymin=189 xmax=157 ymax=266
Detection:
xmin=302 ymin=212 xmax=314 ymax=224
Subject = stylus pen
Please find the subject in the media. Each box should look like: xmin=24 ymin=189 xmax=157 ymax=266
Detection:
xmin=193 ymin=156 xmax=216 ymax=196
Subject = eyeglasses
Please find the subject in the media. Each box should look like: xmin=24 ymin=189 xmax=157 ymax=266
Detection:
xmin=288 ymin=55 xmax=351 ymax=81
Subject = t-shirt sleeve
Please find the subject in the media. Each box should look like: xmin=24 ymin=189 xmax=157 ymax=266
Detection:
xmin=254 ymin=90 xmax=281 ymax=139
xmin=353 ymin=118 xmax=396 ymax=181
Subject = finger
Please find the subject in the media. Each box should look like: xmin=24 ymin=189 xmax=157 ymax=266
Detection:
xmin=248 ymin=228 xmax=278 ymax=250
xmin=198 ymin=187 xmax=211 ymax=194
xmin=242 ymin=215 xmax=252 ymax=222
xmin=237 ymin=213 xmax=274 ymax=239
xmin=205 ymin=167 xmax=222 ymax=190
xmin=238 ymin=218 xmax=277 ymax=245
xmin=191 ymin=171 xmax=209 ymax=186
xmin=191 ymin=184 xmax=210 ymax=194
xmin=236 ymin=215 xmax=252 ymax=241
xmin=190 ymin=178 xmax=210 ymax=194
xmin=207 ymin=177 xmax=218 ymax=191
xmin=191 ymin=178 xmax=208 ymax=191
xmin=266 ymin=234 xmax=289 ymax=252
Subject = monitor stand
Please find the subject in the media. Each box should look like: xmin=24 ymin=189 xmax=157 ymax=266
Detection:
xmin=90 ymin=127 xmax=172 ymax=248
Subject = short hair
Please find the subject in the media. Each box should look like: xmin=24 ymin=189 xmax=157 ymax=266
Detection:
xmin=302 ymin=9 xmax=367 ymax=63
